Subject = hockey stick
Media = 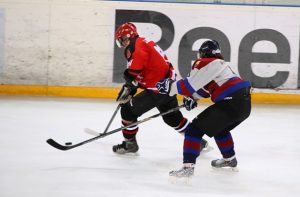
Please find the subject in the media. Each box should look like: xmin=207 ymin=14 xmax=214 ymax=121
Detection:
xmin=46 ymin=104 xmax=185 ymax=151
xmin=84 ymin=104 xmax=120 ymax=136
xmin=103 ymin=104 xmax=121 ymax=134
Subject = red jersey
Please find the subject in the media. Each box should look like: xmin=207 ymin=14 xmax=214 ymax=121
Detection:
xmin=124 ymin=37 xmax=175 ymax=90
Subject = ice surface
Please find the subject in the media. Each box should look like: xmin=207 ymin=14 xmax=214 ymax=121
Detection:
xmin=0 ymin=96 xmax=299 ymax=197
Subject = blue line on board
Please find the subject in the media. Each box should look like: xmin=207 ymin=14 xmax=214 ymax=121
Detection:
xmin=101 ymin=0 xmax=300 ymax=8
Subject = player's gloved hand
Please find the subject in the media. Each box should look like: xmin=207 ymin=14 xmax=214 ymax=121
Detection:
xmin=183 ymin=96 xmax=197 ymax=111
xmin=116 ymin=84 xmax=137 ymax=104
xmin=156 ymin=78 xmax=173 ymax=95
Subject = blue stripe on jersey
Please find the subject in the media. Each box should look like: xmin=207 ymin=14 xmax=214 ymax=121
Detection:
xmin=215 ymin=81 xmax=251 ymax=102
xmin=176 ymin=78 xmax=196 ymax=96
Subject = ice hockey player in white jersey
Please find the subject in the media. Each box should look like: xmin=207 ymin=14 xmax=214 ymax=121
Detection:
xmin=156 ymin=40 xmax=252 ymax=177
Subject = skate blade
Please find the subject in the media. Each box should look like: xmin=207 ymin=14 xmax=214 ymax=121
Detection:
xmin=201 ymin=145 xmax=214 ymax=153
xmin=212 ymin=166 xmax=239 ymax=172
xmin=113 ymin=152 xmax=140 ymax=157
xmin=168 ymin=175 xmax=193 ymax=185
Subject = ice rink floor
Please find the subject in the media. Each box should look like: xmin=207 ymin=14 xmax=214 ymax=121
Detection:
xmin=0 ymin=96 xmax=300 ymax=197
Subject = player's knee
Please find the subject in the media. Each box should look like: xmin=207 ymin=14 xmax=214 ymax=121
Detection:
xmin=162 ymin=111 xmax=183 ymax=126
xmin=121 ymin=104 xmax=138 ymax=122
xmin=163 ymin=113 xmax=190 ymax=134
xmin=185 ymin=123 xmax=204 ymax=139
xmin=173 ymin=117 xmax=190 ymax=133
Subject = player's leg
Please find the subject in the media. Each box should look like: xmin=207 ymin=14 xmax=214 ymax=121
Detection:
xmin=113 ymin=90 xmax=157 ymax=154
xmin=156 ymin=95 xmax=189 ymax=133
xmin=169 ymin=123 xmax=205 ymax=177
xmin=193 ymin=98 xmax=251 ymax=170
xmin=211 ymin=130 xmax=238 ymax=170
xmin=169 ymin=97 xmax=250 ymax=176
xmin=155 ymin=94 xmax=209 ymax=150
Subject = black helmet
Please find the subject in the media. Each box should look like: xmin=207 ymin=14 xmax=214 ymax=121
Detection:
xmin=199 ymin=40 xmax=221 ymax=58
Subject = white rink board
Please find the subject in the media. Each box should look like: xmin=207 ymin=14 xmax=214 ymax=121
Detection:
xmin=0 ymin=0 xmax=299 ymax=92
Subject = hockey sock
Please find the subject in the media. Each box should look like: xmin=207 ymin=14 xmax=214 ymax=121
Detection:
xmin=214 ymin=131 xmax=235 ymax=159
xmin=121 ymin=119 xmax=138 ymax=140
xmin=183 ymin=124 xmax=204 ymax=164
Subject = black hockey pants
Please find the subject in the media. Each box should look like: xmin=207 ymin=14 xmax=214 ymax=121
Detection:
xmin=192 ymin=87 xmax=252 ymax=137
xmin=121 ymin=89 xmax=185 ymax=128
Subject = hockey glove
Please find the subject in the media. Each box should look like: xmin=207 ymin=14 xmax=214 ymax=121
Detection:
xmin=183 ymin=96 xmax=197 ymax=111
xmin=116 ymin=84 xmax=137 ymax=104
xmin=156 ymin=78 xmax=173 ymax=95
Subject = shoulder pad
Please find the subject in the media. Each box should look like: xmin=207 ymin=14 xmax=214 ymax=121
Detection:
xmin=192 ymin=58 xmax=219 ymax=69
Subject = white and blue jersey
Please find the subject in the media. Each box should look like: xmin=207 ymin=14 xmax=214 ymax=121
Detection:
xmin=169 ymin=58 xmax=251 ymax=102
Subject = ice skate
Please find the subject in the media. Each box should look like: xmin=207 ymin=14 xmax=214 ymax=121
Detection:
xmin=211 ymin=157 xmax=238 ymax=171
xmin=112 ymin=138 xmax=139 ymax=154
xmin=169 ymin=163 xmax=195 ymax=178
xmin=200 ymin=138 xmax=213 ymax=153
xmin=178 ymin=137 xmax=213 ymax=153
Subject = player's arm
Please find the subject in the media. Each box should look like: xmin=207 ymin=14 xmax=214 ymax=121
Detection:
xmin=169 ymin=59 xmax=225 ymax=97
xmin=116 ymin=49 xmax=145 ymax=104
xmin=124 ymin=47 xmax=146 ymax=86
xmin=116 ymin=68 xmax=140 ymax=104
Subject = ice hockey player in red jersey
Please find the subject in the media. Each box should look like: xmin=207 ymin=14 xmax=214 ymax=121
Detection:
xmin=113 ymin=22 xmax=209 ymax=154
xmin=156 ymin=40 xmax=252 ymax=177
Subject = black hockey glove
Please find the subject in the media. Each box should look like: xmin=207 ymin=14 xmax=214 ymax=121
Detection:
xmin=156 ymin=78 xmax=173 ymax=95
xmin=183 ymin=96 xmax=197 ymax=111
xmin=116 ymin=83 xmax=137 ymax=104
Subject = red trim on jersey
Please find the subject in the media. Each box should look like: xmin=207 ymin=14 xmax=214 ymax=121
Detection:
xmin=204 ymin=80 xmax=218 ymax=93
xmin=211 ymin=77 xmax=243 ymax=101
xmin=192 ymin=58 xmax=218 ymax=70
xmin=178 ymin=80 xmax=192 ymax=96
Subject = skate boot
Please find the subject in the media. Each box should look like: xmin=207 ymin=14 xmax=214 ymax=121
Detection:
xmin=211 ymin=157 xmax=238 ymax=171
xmin=198 ymin=138 xmax=213 ymax=153
xmin=112 ymin=138 xmax=139 ymax=154
xmin=169 ymin=163 xmax=195 ymax=178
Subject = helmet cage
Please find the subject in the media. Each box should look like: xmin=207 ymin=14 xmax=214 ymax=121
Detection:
xmin=116 ymin=36 xmax=130 ymax=48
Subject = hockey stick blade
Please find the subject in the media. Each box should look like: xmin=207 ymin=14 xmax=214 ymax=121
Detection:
xmin=84 ymin=128 xmax=100 ymax=136
xmin=46 ymin=139 xmax=74 ymax=151
xmin=46 ymin=138 xmax=93 ymax=151
xmin=46 ymin=126 xmax=124 ymax=151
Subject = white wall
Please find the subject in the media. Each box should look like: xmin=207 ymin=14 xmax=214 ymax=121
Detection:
xmin=0 ymin=0 xmax=299 ymax=93
xmin=0 ymin=0 xmax=115 ymax=87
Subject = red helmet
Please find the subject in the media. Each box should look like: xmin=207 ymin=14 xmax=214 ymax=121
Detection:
xmin=115 ymin=22 xmax=138 ymax=47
